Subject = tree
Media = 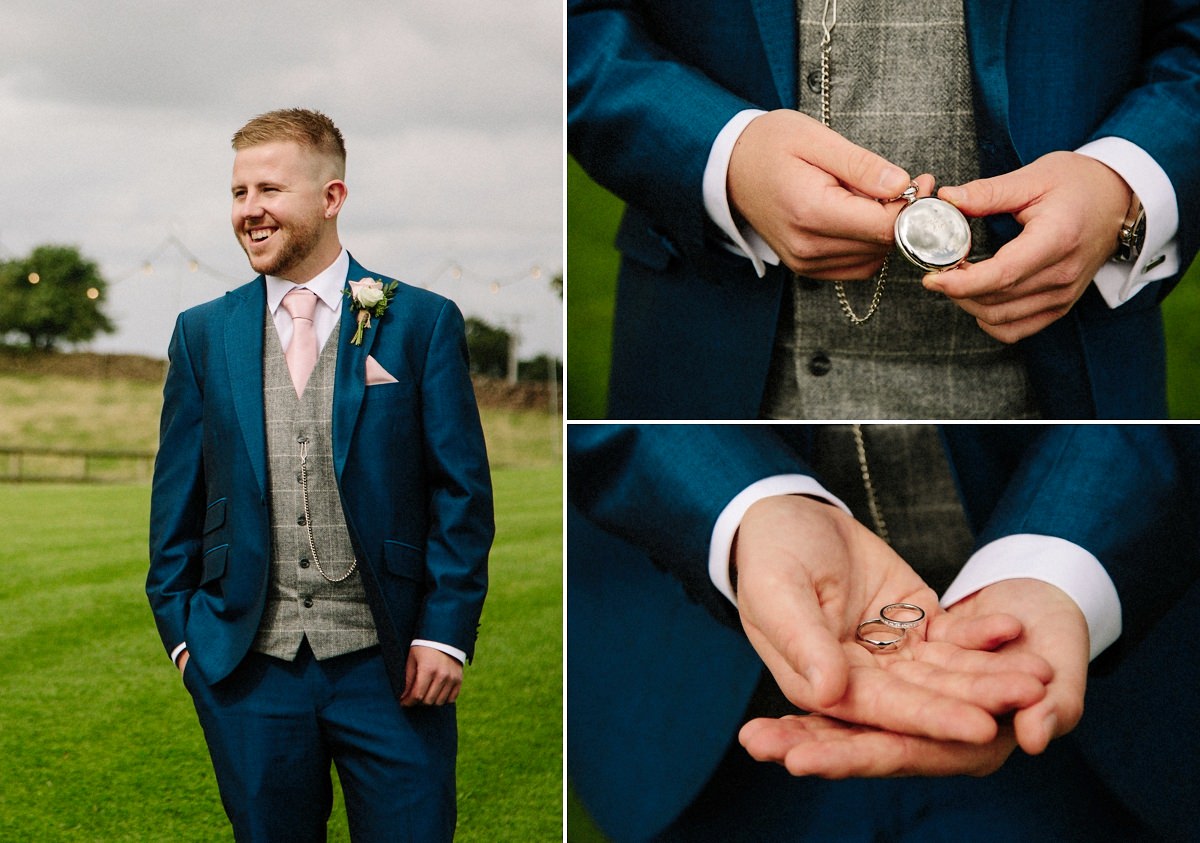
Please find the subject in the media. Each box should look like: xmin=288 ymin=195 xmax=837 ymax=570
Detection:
xmin=0 ymin=245 xmax=115 ymax=350
xmin=517 ymin=354 xmax=563 ymax=382
xmin=463 ymin=316 xmax=511 ymax=378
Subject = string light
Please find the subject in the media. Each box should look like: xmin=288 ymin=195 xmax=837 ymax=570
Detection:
xmin=27 ymin=272 xmax=39 ymax=285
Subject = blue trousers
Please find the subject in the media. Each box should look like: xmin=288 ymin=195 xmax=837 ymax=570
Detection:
xmin=185 ymin=641 xmax=456 ymax=842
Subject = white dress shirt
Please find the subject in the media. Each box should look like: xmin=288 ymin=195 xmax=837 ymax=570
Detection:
xmin=702 ymin=109 xmax=1180 ymax=308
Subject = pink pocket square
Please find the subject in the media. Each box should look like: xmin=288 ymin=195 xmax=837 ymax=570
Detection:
xmin=365 ymin=355 xmax=399 ymax=385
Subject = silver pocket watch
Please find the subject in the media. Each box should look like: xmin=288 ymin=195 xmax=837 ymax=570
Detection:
xmin=892 ymin=184 xmax=972 ymax=272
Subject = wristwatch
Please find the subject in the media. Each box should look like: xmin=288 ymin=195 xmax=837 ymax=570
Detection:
xmin=1115 ymin=194 xmax=1146 ymax=263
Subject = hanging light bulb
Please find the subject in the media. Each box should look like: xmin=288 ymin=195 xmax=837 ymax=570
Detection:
xmin=86 ymin=287 xmax=100 ymax=300
xmin=27 ymin=272 xmax=40 ymax=284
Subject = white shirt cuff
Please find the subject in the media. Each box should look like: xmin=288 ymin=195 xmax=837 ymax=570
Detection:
xmin=412 ymin=639 xmax=467 ymax=665
xmin=702 ymin=108 xmax=781 ymax=278
xmin=708 ymin=475 xmax=851 ymax=606
xmin=940 ymin=534 xmax=1122 ymax=662
xmin=1076 ymin=137 xmax=1180 ymax=307
xmin=170 ymin=642 xmax=188 ymax=666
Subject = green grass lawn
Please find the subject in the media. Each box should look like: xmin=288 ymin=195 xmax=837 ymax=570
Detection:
xmin=567 ymin=158 xmax=1200 ymax=419
xmin=0 ymin=467 xmax=561 ymax=840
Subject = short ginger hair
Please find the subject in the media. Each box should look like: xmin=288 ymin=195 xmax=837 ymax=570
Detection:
xmin=231 ymin=108 xmax=346 ymax=179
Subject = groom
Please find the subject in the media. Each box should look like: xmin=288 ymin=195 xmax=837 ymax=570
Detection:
xmin=147 ymin=108 xmax=493 ymax=842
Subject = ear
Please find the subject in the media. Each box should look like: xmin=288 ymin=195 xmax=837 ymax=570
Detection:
xmin=323 ymin=179 xmax=348 ymax=219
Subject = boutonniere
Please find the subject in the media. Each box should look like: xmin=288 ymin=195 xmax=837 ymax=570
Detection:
xmin=345 ymin=278 xmax=398 ymax=346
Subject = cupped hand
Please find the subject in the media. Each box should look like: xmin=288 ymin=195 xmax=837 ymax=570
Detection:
xmin=923 ymin=151 xmax=1132 ymax=342
xmin=727 ymin=109 xmax=922 ymax=279
xmin=739 ymin=577 xmax=1088 ymax=778
xmin=733 ymin=496 xmax=1051 ymax=746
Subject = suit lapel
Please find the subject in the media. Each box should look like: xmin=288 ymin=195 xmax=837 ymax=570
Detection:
xmin=963 ymin=0 xmax=1017 ymax=174
xmin=224 ymin=278 xmax=268 ymax=499
xmin=332 ymin=255 xmax=379 ymax=484
xmin=750 ymin=0 xmax=798 ymax=109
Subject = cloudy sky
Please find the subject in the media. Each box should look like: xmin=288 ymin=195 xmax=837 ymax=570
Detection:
xmin=0 ymin=1 xmax=563 ymax=359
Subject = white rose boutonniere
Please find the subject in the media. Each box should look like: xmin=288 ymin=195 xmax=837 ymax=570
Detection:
xmin=345 ymin=278 xmax=399 ymax=345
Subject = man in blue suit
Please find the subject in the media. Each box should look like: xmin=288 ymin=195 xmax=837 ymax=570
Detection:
xmin=147 ymin=109 xmax=493 ymax=842
xmin=568 ymin=2 xmax=1200 ymax=418
xmin=568 ymin=424 xmax=1199 ymax=840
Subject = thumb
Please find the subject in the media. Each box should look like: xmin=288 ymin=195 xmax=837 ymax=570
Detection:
xmin=746 ymin=580 xmax=850 ymax=710
xmin=807 ymin=123 xmax=912 ymax=200
xmin=939 ymin=172 xmax=1036 ymax=217
xmin=400 ymin=649 xmax=418 ymax=705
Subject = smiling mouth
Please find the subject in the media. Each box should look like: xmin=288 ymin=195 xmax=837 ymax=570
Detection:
xmin=249 ymin=228 xmax=275 ymax=243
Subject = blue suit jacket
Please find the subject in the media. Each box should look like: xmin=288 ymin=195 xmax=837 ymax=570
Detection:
xmin=147 ymin=255 xmax=494 ymax=701
xmin=568 ymin=0 xmax=1200 ymax=418
xmin=567 ymin=425 xmax=1199 ymax=840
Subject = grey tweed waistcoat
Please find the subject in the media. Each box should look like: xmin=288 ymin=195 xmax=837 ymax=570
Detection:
xmin=810 ymin=424 xmax=974 ymax=595
xmin=253 ymin=309 xmax=379 ymax=661
xmin=761 ymin=0 xmax=1039 ymax=419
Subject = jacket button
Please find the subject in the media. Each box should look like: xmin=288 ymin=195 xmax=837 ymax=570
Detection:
xmin=299 ymin=557 xmax=310 ymax=569
xmin=806 ymin=69 xmax=823 ymax=93
xmin=303 ymin=597 xmax=313 ymax=609
xmin=807 ymin=351 xmax=832 ymax=377
xmin=297 ymin=515 xmax=307 ymax=526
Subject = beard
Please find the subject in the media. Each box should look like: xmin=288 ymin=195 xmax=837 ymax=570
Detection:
xmin=238 ymin=212 xmax=323 ymax=279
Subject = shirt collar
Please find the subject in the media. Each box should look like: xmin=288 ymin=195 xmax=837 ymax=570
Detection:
xmin=265 ymin=249 xmax=350 ymax=315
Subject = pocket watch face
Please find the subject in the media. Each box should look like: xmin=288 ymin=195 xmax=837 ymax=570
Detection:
xmin=894 ymin=197 xmax=972 ymax=272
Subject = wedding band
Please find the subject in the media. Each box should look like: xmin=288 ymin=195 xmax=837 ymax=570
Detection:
xmin=856 ymin=619 xmax=905 ymax=651
xmin=880 ymin=602 xmax=926 ymax=630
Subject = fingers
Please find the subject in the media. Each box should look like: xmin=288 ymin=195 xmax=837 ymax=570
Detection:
xmin=938 ymin=173 xmax=1038 ymax=218
xmin=883 ymin=650 xmax=1049 ymax=714
xmin=1012 ymin=667 xmax=1084 ymax=755
xmin=921 ymin=220 xmax=1088 ymax=342
xmin=399 ymin=648 xmax=464 ymax=707
xmin=806 ymin=122 xmax=913 ymax=201
xmin=926 ymin=610 xmax=1023 ymax=652
xmin=817 ymin=656 xmax=1015 ymax=744
xmin=729 ymin=110 xmax=913 ymax=271
xmin=740 ymin=715 xmax=1016 ymax=779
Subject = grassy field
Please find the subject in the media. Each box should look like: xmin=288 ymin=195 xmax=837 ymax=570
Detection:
xmin=0 ymin=376 xmax=562 ymax=840
xmin=567 ymin=157 xmax=1200 ymax=419
xmin=0 ymin=370 xmax=560 ymax=476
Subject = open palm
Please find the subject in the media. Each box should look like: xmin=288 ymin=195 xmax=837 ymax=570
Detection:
xmin=733 ymin=495 xmax=1051 ymax=744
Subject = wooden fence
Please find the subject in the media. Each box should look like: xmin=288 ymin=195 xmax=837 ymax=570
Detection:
xmin=0 ymin=447 xmax=156 ymax=484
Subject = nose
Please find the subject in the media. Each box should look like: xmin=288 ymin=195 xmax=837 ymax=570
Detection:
xmin=234 ymin=189 xmax=265 ymax=224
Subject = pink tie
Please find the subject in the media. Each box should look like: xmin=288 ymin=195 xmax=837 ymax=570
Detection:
xmin=281 ymin=288 xmax=319 ymax=397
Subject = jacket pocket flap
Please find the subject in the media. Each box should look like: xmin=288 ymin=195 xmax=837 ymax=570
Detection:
xmin=383 ymin=540 xmax=424 ymax=581
xmin=203 ymin=498 xmax=227 ymax=534
xmin=200 ymin=544 xmax=228 ymax=585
